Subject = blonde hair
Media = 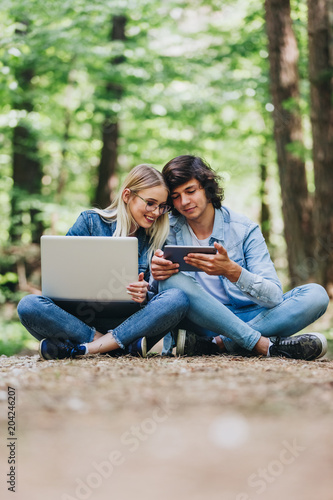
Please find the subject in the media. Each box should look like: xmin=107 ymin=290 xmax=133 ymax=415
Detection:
xmin=93 ymin=164 xmax=170 ymax=260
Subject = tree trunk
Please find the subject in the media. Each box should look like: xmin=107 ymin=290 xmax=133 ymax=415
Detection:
xmin=308 ymin=0 xmax=333 ymax=296
xmin=260 ymin=161 xmax=271 ymax=244
xmin=94 ymin=15 xmax=126 ymax=209
xmin=10 ymin=24 xmax=43 ymax=244
xmin=265 ymin=0 xmax=315 ymax=286
xmin=11 ymin=124 xmax=43 ymax=244
xmin=56 ymin=66 xmax=76 ymax=202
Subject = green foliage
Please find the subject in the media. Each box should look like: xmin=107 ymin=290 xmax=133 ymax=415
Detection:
xmin=0 ymin=319 xmax=33 ymax=356
xmin=285 ymin=140 xmax=311 ymax=162
xmin=1 ymin=0 xmax=330 ymax=353
xmin=0 ymin=0 xmax=279 ymax=222
xmin=0 ymin=273 xmax=19 ymax=304
xmin=0 ymin=0 xmax=313 ymax=290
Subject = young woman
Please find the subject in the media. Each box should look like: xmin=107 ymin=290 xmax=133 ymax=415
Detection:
xmin=17 ymin=164 xmax=189 ymax=359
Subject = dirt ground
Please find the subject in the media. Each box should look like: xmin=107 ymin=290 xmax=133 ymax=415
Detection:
xmin=1 ymin=307 xmax=333 ymax=500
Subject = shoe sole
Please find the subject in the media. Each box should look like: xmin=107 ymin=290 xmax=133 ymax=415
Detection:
xmin=38 ymin=339 xmax=47 ymax=360
xmin=176 ymin=329 xmax=186 ymax=356
xmin=309 ymin=332 xmax=328 ymax=359
xmin=141 ymin=337 xmax=147 ymax=358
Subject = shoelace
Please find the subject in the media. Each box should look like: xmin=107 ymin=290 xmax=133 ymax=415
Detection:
xmin=70 ymin=346 xmax=81 ymax=358
xmin=270 ymin=337 xmax=303 ymax=358
xmin=278 ymin=338 xmax=298 ymax=346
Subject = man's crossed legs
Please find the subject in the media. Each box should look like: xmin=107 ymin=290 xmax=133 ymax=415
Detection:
xmin=159 ymin=274 xmax=329 ymax=360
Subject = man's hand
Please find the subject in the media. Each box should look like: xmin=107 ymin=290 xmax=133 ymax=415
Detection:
xmin=184 ymin=242 xmax=242 ymax=282
xmin=151 ymin=249 xmax=179 ymax=281
xmin=127 ymin=272 xmax=149 ymax=303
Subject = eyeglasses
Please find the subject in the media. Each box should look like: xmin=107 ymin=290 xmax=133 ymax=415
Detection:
xmin=130 ymin=191 xmax=171 ymax=215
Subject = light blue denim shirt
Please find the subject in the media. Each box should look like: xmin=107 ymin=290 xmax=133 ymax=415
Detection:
xmin=66 ymin=210 xmax=151 ymax=281
xmin=166 ymin=206 xmax=283 ymax=309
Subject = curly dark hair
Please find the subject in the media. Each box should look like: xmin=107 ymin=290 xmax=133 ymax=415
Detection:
xmin=162 ymin=155 xmax=224 ymax=215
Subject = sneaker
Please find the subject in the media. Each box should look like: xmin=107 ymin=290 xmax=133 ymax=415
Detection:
xmin=39 ymin=339 xmax=87 ymax=360
xmin=102 ymin=347 xmax=124 ymax=357
xmin=127 ymin=337 xmax=147 ymax=358
xmin=176 ymin=329 xmax=186 ymax=356
xmin=161 ymin=352 xmax=175 ymax=357
xmin=176 ymin=330 xmax=219 ymax=357
xmin=269 ymin=333 xmax=327 ymax=361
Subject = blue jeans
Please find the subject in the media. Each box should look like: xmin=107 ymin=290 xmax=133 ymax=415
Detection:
xmin=17 ymin=289 xmax=189 ymax=350
xmin=159 ymin=273 xmax=329 ymax=354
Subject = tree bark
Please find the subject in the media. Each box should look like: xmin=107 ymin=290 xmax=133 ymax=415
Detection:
xmin=308 ymin=0 xmax=333 ymax=296
xmin=265 ymin=0 xmax=315 ymax=286
xmin=11 ymin=123 xmax=43 ymax=244
xmin=94 ymin=15 xmax=126 ymax=209
xmin=10 ymin=22 xmax=43 ymax=244
xmin=260 ymin=161 xmax=271 ymax=244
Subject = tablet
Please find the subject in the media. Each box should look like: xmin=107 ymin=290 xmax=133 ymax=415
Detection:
xmin=163 ymin=245 xmax=217 ymax=272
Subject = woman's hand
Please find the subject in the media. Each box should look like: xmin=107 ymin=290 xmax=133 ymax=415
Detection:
xmin=127 ymin=272 xmax=149 ymax=303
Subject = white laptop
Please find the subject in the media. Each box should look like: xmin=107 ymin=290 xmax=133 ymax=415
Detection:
xmin=41 ymin=235 xmax=138 ymax=302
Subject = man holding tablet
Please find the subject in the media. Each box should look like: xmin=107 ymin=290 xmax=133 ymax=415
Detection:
xmin=151 ymin=155 xmax=329 ymax=360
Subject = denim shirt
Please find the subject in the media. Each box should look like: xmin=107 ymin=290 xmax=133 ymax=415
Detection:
xmin=66 ymin=210 xmax=151 ymax=282
xmin=166 ymin=206 xmax=283 ymax=309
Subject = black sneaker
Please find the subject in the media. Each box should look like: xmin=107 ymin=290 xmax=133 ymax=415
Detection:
xmin=39 ymin=339 xmax=87 ymax=360
xmin=269 ymin=333 xmax=327 ymax=361
xmin=176 ymin=330 xmax=219 ymax=356
xmin=101 ymin=347 xmax=125 ymax=357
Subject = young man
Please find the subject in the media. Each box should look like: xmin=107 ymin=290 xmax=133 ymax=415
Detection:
xmin=151 ymin=155 xmax=329 ymax=360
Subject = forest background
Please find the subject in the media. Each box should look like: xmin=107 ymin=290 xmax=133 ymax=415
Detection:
xmin=0 ymin=0 xmax=332 ymax=355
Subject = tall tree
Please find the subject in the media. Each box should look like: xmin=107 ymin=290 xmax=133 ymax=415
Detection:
xmin=308 ymin=0 xmax=333 ymax=295
xmin=10 ymin=21 xmax=43 ymax=244
xmin=94 ymin=15 xmax=126 ymax=209
xmin=265 ymin=0 xmax=314 ymax=286
xmin=260 ymin=160 xmax=271 ymax=243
